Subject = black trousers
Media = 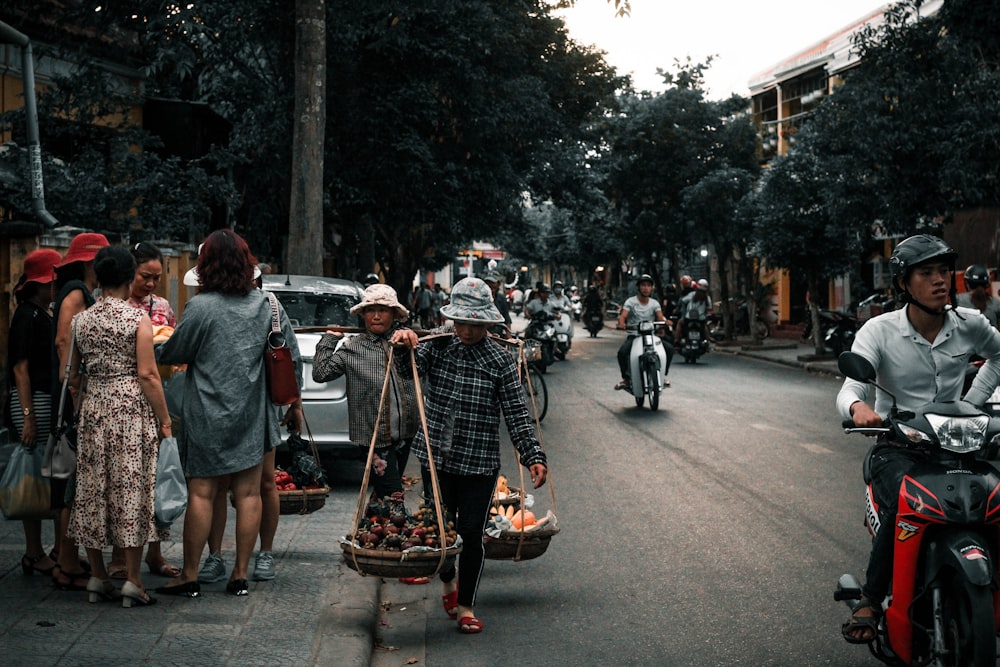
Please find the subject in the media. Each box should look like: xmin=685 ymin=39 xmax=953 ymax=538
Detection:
xmin=864 ymin=444 xmax=928 ymax=603
xmin=424 ymin=468 xmax=498 ymax=608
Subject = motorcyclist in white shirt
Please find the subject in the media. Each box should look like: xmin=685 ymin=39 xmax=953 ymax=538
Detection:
xmin=548 ymin=281 xmax=572 ymax=313
xmin=525 ymin=283 xmax=556 ymax=320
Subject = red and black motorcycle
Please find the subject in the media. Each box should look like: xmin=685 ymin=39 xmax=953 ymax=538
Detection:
xmin=836 ymin=351 xmax=1000 ymax=666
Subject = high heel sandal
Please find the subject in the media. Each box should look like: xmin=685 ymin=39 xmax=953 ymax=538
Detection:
xmin=86 ymin=577 xmax=121 ymax=603
xmin=49 ymin=549 xmax=91 ymax=573
xmin=21 ymin=554 xmax=56 ymax=576
xmin=121 ymin=581 xmax=156 ymax=608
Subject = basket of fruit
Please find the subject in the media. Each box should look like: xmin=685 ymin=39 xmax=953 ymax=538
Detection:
xmin=483 ymin=506 xmax=559 ymax=561
xmin=278 ymin=483 xmax=330 ymax=515
xmin=493 ymin=475 xmax=522 ymax=509
xmin=341 ymin=497 xmax=462 ymax=577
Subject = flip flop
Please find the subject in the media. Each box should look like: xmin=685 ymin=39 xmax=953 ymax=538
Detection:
xmin=399 ymin=576 xmax=430 ymax=585
xmin=147 ymin=561 xmax=182 ymax=578
xmin=442 ymin=590 xmax=459 ymax=619
xmin=458 ymin=615 xmax=484 ymax=634
xmin=841 ymin=599 xmax=880 ymax=644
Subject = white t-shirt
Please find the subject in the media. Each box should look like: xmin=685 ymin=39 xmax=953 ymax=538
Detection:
xmin=621 ymin=295 xmax=661 ymax=329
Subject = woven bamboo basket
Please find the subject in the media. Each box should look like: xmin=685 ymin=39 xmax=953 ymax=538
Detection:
xmin=340 ymin=542 xmax=462 ymax=577
xmin=278 ymin=486 xmax=329 ymax=515
xmin=483 ymin=526 xmax=559 ymax=561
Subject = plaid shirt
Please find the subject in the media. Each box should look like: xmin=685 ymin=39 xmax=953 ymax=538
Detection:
xmin=402 ymin=334 xmax=545 ymax=476
xmin=312 ymin=331 xmax=418 ymax=450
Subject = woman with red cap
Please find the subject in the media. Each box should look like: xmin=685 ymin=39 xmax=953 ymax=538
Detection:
xmin=49 ymin=232 xmax=109 ymax=591
xmin=8 ymin=248 xmax=62 ymax=576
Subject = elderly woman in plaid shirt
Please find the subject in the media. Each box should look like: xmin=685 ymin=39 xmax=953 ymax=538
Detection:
xmin=392 ymin=276 xmax=548 ymax=635
xmin=312 ymin=284 xmax=419 ymax=499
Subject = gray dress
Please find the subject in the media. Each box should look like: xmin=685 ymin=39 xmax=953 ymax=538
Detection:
xmin=157 ymin=290 xmax=299 ymax=477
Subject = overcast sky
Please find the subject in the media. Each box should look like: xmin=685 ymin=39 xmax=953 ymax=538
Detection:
xmin=554 ymin=0 xmax=890 ymax=99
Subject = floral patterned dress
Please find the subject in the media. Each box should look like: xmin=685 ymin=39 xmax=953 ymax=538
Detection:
xmin=68 ymin=297 xmax=159 ymax=550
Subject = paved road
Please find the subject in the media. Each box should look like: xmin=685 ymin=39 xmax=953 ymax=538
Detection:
xmin=372 ymin=327 xmax=881 ymax=667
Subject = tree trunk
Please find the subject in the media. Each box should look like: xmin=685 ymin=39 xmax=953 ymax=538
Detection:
xmin=286 ymin=0 xmax=326 ymax=275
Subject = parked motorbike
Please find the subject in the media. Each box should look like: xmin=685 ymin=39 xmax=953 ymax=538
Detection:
xmin=583 ymin=306 xmax=604 ymax=338
xmin=625 ymin=320 xmax=669 ymax=410
xmin=677 ymin=318 xmax=710 ymax=364
xmin=552 ymin=308 xmax=574 ymax=360
xmin=835 ymin=351 xmax=1000 ymax=666
xmin=819 ymin=309 xmax=858 ymax=356
xmin=523 ymin=312 xmax=557 ymax=372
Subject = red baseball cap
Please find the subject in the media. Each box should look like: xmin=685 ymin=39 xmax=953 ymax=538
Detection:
xmin=56 ymin=232 xmax=110 ymax=267
xmin=16 ymin=248 xmax=62 ymax=291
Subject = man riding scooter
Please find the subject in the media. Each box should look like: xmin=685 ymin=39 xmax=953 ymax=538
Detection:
xmin=674 ymin=279 xmax=712 ymax=344
xmin=615 ymin=274 xmax=673 ymax=389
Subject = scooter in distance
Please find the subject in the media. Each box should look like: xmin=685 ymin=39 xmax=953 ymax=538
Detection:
xmin=624 ymin=320 xmax=669 ymax=411
xmin=677 ymin=318 xmax=710 ymax=364
xmin=835 ymin=351 xmax=1000 ymax=666
xmin=523 ymin=312 xmax=557 ymax=373
xmin=583 ymin=306 xmax=604 ymax=337
xmin=552 ymin=308 xmax=574 ymax=360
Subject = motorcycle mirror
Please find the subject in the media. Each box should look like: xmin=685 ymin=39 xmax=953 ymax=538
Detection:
xmin=838 ymin=351 xmax=875 ymax=383
xmin=839 ymin=350 xmax=900 ymax=411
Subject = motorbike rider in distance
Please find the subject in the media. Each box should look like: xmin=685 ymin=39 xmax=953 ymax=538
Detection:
xmin=615 ymin=274 xmax=674 ymax=390
xmin=835 ymin=234 xmax=1000 ymax=644
xmin=548 ymin=280 xmax=571 ymax=313
xmin=525 ymin=283 xmax=555 ymax=320
xmin=674 ymin=279 xmax=712 ymax=346
xmin=957 ymin=263 xmax=1000 ymax=329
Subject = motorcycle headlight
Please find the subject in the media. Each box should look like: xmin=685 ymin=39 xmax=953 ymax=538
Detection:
xmin=638 ymin=321 xmax=654 ymax=334
xmin=924 ymin=413 xmax=989 ymax=454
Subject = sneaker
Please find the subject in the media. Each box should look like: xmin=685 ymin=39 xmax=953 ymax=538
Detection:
xmin=614 ymin=379 xmax=631 ymax=391
xmin=252 ymin=551 xmax=275 ymax=582
xmin=197 ymin=552 xmax=227 ymax=583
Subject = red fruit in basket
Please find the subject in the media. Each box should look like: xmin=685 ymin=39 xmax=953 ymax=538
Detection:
xmin=424 ymin=537 xmax=439 ymax=548
xmin=411 ymin=527 xmax=426 ymax=538
xmin=385 ymin=535 xmax=402 ymax=550
xmin=402 ymin=539 xmax=421 ymax=551
xmin=385 ymin=525 xmax=399 ymax=535
xmin=390 ymin=513 xmax=407 ymax=528
xmin=360 ymin=532 xmax=380 ymax=547
xmin=370 ymin=524 xmax=385 ymax=538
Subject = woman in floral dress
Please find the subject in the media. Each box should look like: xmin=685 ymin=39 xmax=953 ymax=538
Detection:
xmin=68 ymin=246 xmax=172 ymax=607
xmin=103 ymin=241 xmax=180 ymax=582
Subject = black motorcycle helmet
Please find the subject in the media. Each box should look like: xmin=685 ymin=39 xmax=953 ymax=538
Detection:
xmin=889 ymin=234 xmax=957 ymax=315
xmin=363 ymin=273 xmax=380 ymax=286
xmin=964 ymin=264 xmax=990 ymax=290
xmin=637 ymin=274 xmax=654 ymax=287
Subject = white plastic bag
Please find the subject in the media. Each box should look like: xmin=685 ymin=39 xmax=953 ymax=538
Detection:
xmin=155 ymin=437 xmax=187 ymax=526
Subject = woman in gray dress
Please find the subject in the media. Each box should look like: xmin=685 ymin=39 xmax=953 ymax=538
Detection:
xmin=155 ymin=230 xmax=301 ymax=597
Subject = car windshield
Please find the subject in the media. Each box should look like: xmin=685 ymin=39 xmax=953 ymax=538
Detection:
xmin=272 ymin=292 xmax=359 ymax=328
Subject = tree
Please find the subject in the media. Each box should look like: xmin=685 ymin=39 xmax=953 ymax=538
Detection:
xmin=287 ymin=0 xmax=326 ymax=274
xmin=325 ymin=0 xmax=621 ymax=297
xmin=746 ymin=138 xmax=865 ymax=351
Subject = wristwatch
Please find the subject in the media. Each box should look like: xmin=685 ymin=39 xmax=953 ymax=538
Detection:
xmin=22 ymin=407 xmax=32 ymax=416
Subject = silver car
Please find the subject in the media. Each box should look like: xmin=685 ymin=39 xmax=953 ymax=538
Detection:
xmin=262 ymin=275 xmax=365 ymax=459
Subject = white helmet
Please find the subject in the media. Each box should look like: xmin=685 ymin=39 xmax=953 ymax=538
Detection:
xmin=696 ymin=279 xmax=709 ymax=291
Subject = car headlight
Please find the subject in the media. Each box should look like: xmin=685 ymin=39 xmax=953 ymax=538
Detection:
xmin=924 ymin=413 xmax=989 ymax=454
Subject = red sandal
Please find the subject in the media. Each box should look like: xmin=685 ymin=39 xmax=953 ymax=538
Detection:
xmin=458 ymin=614 xmax=484 ymax=634
xmin=442 ymin=590 xmax=459 ymax=619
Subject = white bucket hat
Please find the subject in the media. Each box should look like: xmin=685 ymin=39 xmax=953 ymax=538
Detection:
xmin=439 ymin=277 xmax=503 ymax=324
xmin=349 ymin=283 xmax=410 ymax=320
xmin=183 ymin=243 xmax=261 ymax=286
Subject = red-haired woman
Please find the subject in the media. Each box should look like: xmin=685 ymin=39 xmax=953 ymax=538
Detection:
xmin=155 ymin=230 xmax=301 ymax=598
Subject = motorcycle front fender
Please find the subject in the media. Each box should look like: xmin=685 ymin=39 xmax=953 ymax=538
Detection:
xmin=924 ymin=530 xmax=994 ymax=588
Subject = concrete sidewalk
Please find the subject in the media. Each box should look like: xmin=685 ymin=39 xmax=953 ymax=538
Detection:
xmin=0 ymin=484 xmax=380 ymax=667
